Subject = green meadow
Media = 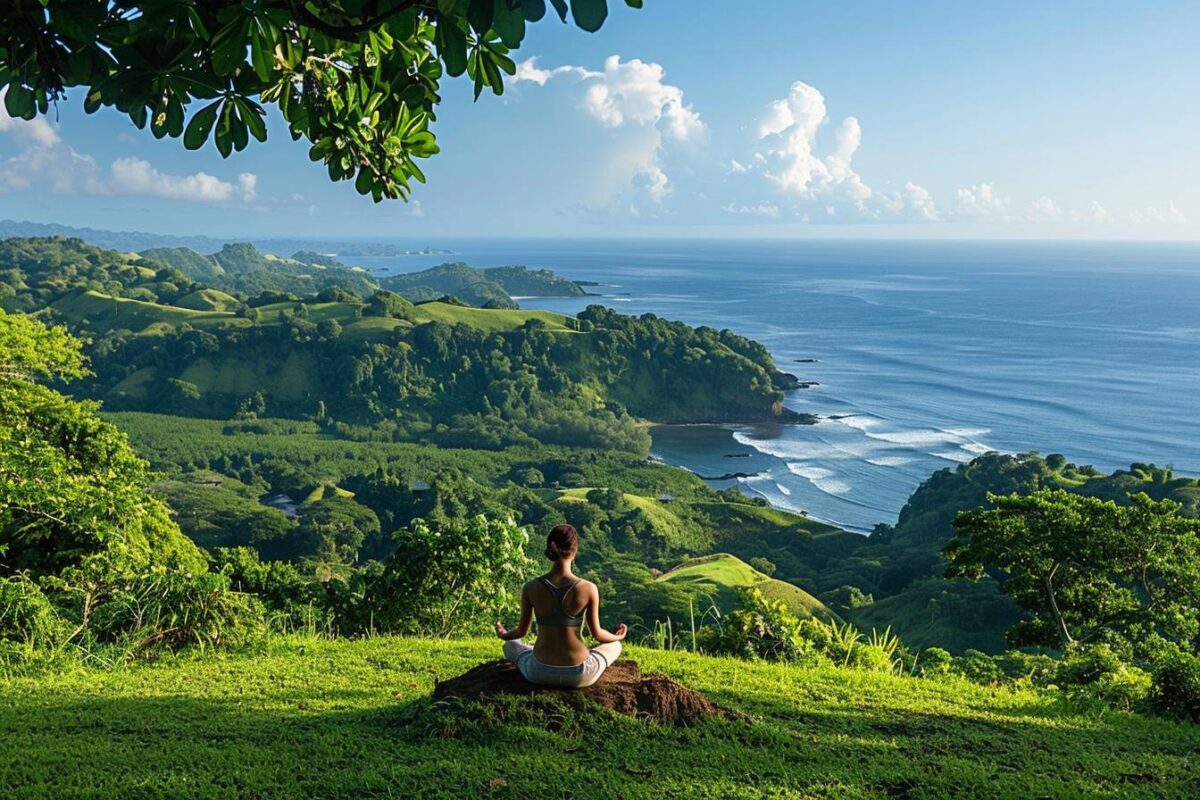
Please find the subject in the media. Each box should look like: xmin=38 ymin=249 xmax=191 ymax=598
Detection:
xmin=2 ymin=636 xmax=1194 ymax=800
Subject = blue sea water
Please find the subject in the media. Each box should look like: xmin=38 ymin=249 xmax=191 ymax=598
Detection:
xmin=357 ymin=239 xmax=1200 ymax=534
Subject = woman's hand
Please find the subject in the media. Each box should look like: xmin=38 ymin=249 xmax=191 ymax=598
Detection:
xmin=613 ymin=623 xmax=628 ymax=641
xmin=495 ymin=621 xmax=509 ymax=639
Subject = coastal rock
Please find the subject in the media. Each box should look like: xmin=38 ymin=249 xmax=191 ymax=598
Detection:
xmin=432 ymin=659 xmax=742 ymax=726
xmin=775 ymin=406 xmax=819 ymax=424
xmin=771 ymin=370 xmax=802 ymax=390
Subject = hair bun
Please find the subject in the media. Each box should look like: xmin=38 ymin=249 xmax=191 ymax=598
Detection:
xmin=545 ymin=523 xmax=579 ymax=561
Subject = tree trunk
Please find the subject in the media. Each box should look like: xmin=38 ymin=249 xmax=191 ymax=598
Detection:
xmin=1043 ymin=568 xmax=1073 ymax=647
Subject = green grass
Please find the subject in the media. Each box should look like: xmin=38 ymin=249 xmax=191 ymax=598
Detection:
xmin=410 ymin=301 xmax=572 ymax=332
xmin=50 ymin=290 xmax=234 ymax=331
xmin=175 ymin=289 xmax=240 ymax=312
xmin=659 ymin=553 xmax=837 ymax=622
xmin=1 ymin=636 xmax=1194 ymax=799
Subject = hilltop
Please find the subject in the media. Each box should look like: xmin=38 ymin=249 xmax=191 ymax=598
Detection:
xmin=2 ymin=636 xmax=1194 ymax=799
xmin=379 ymin=262 xmax=587 ymax=308
xmin=658 ymin=553 xmax=838 ymax=622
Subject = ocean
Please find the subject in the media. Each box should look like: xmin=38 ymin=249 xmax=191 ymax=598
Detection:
xmin=355 ymin=239 xmax=1200 ymax=534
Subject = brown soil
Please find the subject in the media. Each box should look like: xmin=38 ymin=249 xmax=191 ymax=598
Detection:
xmin=432 ymin=659 xmax=743 ymax=726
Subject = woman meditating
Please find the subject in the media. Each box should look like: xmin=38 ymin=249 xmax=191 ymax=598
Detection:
xmin=496 ymin=523 xmax=627 ymax=688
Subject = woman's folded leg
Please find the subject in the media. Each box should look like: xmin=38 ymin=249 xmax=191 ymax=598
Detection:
xmin=502 ymin=638 xmax=533 ymax=662
xmin=591 ymin=641 xmax=622 ymax=667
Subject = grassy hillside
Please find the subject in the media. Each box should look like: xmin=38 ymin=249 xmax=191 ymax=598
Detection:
xmin=2 ymin=636 xmax=1194 ymax=799
xmin=659 ymin=553 xmax=838 ymax=622
xmin=409 ymin=301 xmax=571 ymax=332
xmin=49 ymin=289 xmax=234 ymax=329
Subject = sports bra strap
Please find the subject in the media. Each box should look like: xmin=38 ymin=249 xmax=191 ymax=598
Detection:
xmin=535 ymin=576 xmax=584 ymax=627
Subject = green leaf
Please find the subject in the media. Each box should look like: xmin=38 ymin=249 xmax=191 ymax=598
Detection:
xmin=83 ymin=88 xmax=103 ymax=115
xmin=493 ymin=0 xmax=526 ymax=48
xmin=239 ymin=99 xmax=268 ymax=143
xmin=522 ymin=0 xmax=547 ymax=22
xmin=549 ymin=0 xmax=569 ymax=22
xmin=570 ymin=0 xmax=608 ymax=32
xmin=355 ymin=168 xmax=373 ymax=195
xmin=468 ymin=0 xmax=495 ymax=35
xmin=250 ymin=21 xmax=276 ymax=82
xmin=625 ymin=0 xmax=643 ymax=7
xmin=215 ymin=101 xmax=234 ymax=157
xmin=212 ymin=18 xmax=251 ymax=76
xmin=4 ymin=83 xmax=35 ymax=120
xmin=438 ymin=22 xmax=469 ymax=77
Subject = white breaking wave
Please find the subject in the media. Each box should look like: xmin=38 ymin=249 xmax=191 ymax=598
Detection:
xmin=866 ymin=456 xmax=914 ymax=467
xmin=774 ymin=481 xmax=792 ymax=496
xmin=835 ymin=415 xmax=881 ymax=432
xmin=930 ymin=450 xmax=974 ymax=463
xmin=732 ymin=430 xmax=878 ymax=461
xmin=786 ymin=463 xmax=852 ymax=495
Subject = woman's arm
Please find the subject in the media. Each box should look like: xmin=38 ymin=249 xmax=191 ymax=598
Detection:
xmin=495 ymin=583 xmax=533 ymax=641
xmin=585 ymin=583 xmax=627 ymax=644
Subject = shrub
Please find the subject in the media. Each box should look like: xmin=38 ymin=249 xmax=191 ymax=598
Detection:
xmin=44 ymin=552 xmax=266 ymax=658
xmin=991 ymin=651 xmax=1058 ymax=687
xmin=0 ymin=576 xmax=67 ymax=648
xmin=703 ymin=590 xmax=901 ymax=672
xmin=212 ymin=547 xmax=325 ymax=631
xmin=919 ymin=647 xmax=954 ymax=676
xmin=1149 ymin=651 xmax=1200 ymax=722
xmin=1056 ymin=645 xmax=1152 ymax=712
xmin=702 ymin=589 xmax=822 ymax=663
xmin=366 ymin=515 xmax=535 ymax=637
xmin=954 ymin=649 xmax=1005 ymax=685
xmin=747 ymin=557 xmax=776 ymax=577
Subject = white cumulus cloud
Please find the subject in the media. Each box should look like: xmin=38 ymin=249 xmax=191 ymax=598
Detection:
xmin=953 ymin=183 xmax=1010 ymax=220
xmin=108 ymin=157 xmax=258 ymax=204
xmin=752 ymin=82 xmax=873 ymax=206
xmin=511 ymin=55 xmax=701 ymax=205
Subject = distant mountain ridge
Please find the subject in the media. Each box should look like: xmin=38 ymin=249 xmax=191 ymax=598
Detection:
xmin=0 ymin=219 xmax=449 ymax=260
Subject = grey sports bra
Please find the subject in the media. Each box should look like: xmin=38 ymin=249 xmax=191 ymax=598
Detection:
xmin=535 ymin=576 xmax=584 ymax=627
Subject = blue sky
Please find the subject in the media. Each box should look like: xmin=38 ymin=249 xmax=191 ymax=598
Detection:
xmin=1 ymin=0 xmax=1197 ymax=240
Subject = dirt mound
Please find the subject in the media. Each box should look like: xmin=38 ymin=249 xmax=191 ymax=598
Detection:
xmin=433 ymin=659 xmax=742 ymax=726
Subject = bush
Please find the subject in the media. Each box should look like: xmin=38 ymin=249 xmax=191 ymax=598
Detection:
xmin=703 ymin=590 xmax=900 ymax=672
xmin=701 ymin=589 xmax=818 ymax=663
xmin=44 ymin=552 xmax=267 ymax=658
xmin=365 ymin=515 xmax=535 ymax=637
xmin=212 ymin=547 xmax=325 ymax=631
xmin=1056 ymin=645 xmax=1151 ymax=712
xmin=919 ymin=647 xmax=954 ymax=676
xmin=0 ymin=576 xmax=67 ymax=648
xmin=747 ymin=556 xmax=776 ymax=577
xmin=953 ymin=649 xmax=1005 ymax=685
xmin=1149 ymin=651 xmax=1200 ymax=722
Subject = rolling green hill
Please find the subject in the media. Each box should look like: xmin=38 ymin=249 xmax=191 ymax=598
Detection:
xmin=2 ymin=636 xmax=1193 ymax=799
xmin=174 ymin=288 xmax=240 ymax=312
xmin=49 ymin=289 xmax=232 ymax=330
xmin=409 ymin=301 xmax=571 ymax=332
xmin=379 ymin=262 xmax=586 ymax=308
xmin=658 ymin=553 xmax=838 ymax=622
xmin=145 ymin=242 xmax=378 ymax=298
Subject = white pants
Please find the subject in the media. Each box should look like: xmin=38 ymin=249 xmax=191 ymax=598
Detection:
xmin=502 ymin=638 xmax=622 ymax=688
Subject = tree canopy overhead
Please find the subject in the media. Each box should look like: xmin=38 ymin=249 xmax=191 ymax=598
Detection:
xmin=0 ymin=1 xmax=639 ymax=201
